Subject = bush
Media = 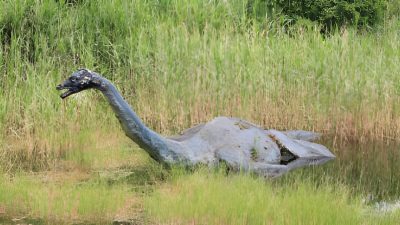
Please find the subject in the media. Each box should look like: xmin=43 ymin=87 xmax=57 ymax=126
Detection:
xmin=275 ymin=0 xmax=385 ymax=30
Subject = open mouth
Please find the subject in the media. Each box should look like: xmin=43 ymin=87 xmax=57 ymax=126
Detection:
xmin=280 ymin=147 xmax=298 ymax=165
xmin=268 ymin=132 xmax=335 ymax=168
xmin=56 ymin=84 xmax=79 ymax=99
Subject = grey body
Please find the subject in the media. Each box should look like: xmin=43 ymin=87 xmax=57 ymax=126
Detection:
xmin=57 ymin=69 xmax=335 ymax=177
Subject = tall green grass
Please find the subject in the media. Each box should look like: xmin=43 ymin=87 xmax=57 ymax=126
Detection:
xmin=0 ymin=0 xmax=399 ymax=171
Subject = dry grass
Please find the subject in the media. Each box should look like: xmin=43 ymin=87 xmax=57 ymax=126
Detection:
xmin=0 ymin=2 xmax=399 ymax=172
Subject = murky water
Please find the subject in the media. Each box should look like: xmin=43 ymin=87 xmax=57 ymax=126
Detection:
xmin=332 ymin=141 xmax=400 ymax=200
xmin=282 ymin=140 xmax=400 ymax=201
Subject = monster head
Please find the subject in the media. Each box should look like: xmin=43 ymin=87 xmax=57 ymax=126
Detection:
xmin=56 ymin=69 xmax=102 ymax=99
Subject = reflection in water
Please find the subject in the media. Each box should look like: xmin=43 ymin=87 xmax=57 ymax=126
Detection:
xmin=279 ymin=140 xmax=400 ymax=201
xmin=331 ymin=141 xmax=400 ymax=201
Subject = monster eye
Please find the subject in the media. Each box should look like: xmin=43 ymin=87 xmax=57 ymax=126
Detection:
xmin=70 ymin=77 xmax=77 ymax=82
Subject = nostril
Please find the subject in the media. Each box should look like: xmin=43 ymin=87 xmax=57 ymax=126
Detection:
xmin=56 ymin=84 xmax=63 ymax=90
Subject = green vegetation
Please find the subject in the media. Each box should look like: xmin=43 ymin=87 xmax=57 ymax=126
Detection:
xmin=0 ymin=142 xmax=165 ymax=224
xmin=0 ymin=0 xmax=399 ymax=224
xmin=146 ymin=168 xmax=400 ymax=225
xmin=1 ymin=0 xmax=399 ymax=171
xmin=270 ymin=0 xmax=386 ymax=30
xmin=0 ymin=173 xmax=131 ymax=223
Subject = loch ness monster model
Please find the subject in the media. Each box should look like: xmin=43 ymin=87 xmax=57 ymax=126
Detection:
xmin=57 ymin=69 xmax=335 ymax=177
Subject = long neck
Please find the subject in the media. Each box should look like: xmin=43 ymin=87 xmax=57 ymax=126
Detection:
xmin=98 ymin=78 xmax=175 ymax=163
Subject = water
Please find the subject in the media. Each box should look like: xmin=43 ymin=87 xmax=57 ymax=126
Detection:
xmin=336 ymin=141 xmax=400 ymax=200
xmin=288 ymin=140 xmax=400 ymax=201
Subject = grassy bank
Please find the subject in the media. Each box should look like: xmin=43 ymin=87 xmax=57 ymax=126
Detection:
xmin=145 ymin=169 xmax=400 ymax=225
xmin=0 ymin=174 xmax=132 ymax=224
xmin=0 ymin=141 xmax=165 ymax=224
xmin=1 ymin=164 xmax=400 ymax=225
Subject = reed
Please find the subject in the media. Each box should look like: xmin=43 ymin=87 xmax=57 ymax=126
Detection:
xmin=0 ymin=0 xmax=399 ymax=171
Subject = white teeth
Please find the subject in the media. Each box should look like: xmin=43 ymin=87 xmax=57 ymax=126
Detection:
xmin=61 ymin=90 xmax=72 ymax=98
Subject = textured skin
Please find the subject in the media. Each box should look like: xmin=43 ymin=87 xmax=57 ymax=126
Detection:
xmin=58 ymin=70 xmax=335 ymax=177
xmin=165 ymin=117 xmax=334 ymax=177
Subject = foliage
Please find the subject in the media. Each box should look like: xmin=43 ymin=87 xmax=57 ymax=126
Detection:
xmin=248 ymin=0 xmax=385 ymax=31
xmin=285 ymin=0 xmax=383 ymax=28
